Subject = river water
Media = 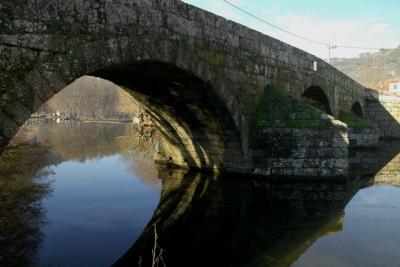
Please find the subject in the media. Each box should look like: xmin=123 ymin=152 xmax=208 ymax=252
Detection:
xmin=0 ymin=121 xmax=399 ymax=267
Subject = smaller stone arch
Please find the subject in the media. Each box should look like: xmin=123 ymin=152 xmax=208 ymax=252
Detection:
xmin=351 ymin=101 xmax=363 ymax=118
xmin=301 ymin=86 xmax=333 ymax=115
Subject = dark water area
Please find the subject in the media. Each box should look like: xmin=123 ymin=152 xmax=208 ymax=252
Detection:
xmin=1 ymin=121 xmax=400 ymax=267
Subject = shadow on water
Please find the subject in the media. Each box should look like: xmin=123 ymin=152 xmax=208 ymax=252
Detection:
xmin=113 ymin=166 xmax=375 ymax=267
xmin=113 ymin=138 xmax=400 ymax=266
xmin=108 ymin=88 xmax=400 ymax=267
xmin=110 ymin=91 xmax=400 ymax=266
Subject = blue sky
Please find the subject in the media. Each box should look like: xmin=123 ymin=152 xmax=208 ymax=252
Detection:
xmin=182 ymin=0 xmax=400 ymax=59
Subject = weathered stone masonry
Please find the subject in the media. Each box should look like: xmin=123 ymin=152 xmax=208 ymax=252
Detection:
xmin=0 ymin=0 xmax=373 ymax=177
xmin=252 ymin=127 xmax=348 ymax=177
xmin=347 ymin=127 xmax=379 ymax=148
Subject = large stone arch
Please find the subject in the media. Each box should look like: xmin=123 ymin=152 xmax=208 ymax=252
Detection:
xmin=0 ymin=1 xmax=257 ymax=171
xmin=0 ymin=0 xmax=263 ymax=175
xmin=0 ymin=0 xmax=371 ymax=176
xmin=1 ymin=40 xmax=247 ymax=171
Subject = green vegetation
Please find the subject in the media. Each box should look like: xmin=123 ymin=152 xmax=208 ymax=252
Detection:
xmin=0 ymin=48 xmax=41 ymax=95
xmin=45 ymin=18 xmax=82 ymax=39
xmin=0 ymin=48 xmax=42 ymax=119
xmin=88 ymin=30 xmax=101 ymax=42
xmin=0 ymin=26 xmax=19 ymax=35
xmin=339 ymin=111 xmax=375 ymax=128
xmin=276 ymin=65 xmax=296 ymax=90
xmin=249 ymin=84 xmax=334 ymax=142
xmin=196 ymin=50 xmax=224 ymax=67
xmin=331 ymin=46 xmax=400 ymax=89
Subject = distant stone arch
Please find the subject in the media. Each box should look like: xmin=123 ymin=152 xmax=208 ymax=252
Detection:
xmin=301 ymin=86 xmax=333 ymax=115
xmin=351 ymin=101 xmax=363 ymax=118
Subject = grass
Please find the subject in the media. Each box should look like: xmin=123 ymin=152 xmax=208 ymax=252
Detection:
xmin=251 ymin=84 xmax=332 ymax=130
xmin=339 ymin=111 xmax=375 ymax=128
xmin=138 ymin=224 xmax=167 ymax=267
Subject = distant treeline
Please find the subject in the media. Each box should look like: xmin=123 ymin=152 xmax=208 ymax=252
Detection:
xmin=39 ymin=76 xmax=140 ymax=120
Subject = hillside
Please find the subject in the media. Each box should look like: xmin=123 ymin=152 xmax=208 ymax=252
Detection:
xmin=39 ymin=76 xmax=140 ymax=120
xmin=331 ymin=46 xmax=400 ymax=90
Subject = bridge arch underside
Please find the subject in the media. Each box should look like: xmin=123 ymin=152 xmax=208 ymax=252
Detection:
xmin=92 ymin=62 xmax=245 ymax=172
xmin=5 ymin=61 xmax=246 ymax=173
xmin=301 ymin=86 xmax=333 ymax=115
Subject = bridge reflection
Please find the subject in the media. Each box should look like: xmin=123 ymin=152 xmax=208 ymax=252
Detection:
xmin=114 ymin=137 xmax=400 ymax=266
xmin=1 ymin=121 xmax=400 ymax=267
xmin=114 ymin=169 xmax=376 ymax=266
xmin=350 ymin=140 xmax=400 ymax=186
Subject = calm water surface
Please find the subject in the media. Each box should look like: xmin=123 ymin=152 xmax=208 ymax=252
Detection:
xmin=294 ymin=185 xmax=400 ymax=267
xmin=1 ymin=121 xmax=400 ymax=267
xmin=38 ymin=156 xmax=160 ymax=267
xmin=0 ymin=121 xmax=161 ymax=267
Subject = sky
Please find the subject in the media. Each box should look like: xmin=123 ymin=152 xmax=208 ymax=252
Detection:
xmin=182 ymin=0 xmax=400 ymax=60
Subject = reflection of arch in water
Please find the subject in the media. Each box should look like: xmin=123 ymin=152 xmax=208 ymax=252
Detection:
xmin=351 ymin=101 xmax=364 ymax=118
xmin=301 ymin=86 xmax=333 ymax=115
xmin=12 ymin=119 xmax=163 ymax=187
xmin=114 ymin=170 xmax=367 ymax=267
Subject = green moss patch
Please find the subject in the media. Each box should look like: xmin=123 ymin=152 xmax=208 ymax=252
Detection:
xmin=0 ymin=48 xmax=41 ymax=96
xmin=195 ymin=49 xmax=224 ymax=68
xmin=339 ymin=111 xmax=375 ymax=128
xmin=251 ymin=84 xmax=332 ymax=132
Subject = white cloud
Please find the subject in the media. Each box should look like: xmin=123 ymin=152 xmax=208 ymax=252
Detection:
xmin=183 ymin=0 xmax=399 ymax=59
xmin=271 ymin=13 xmax=398 ymax=58
xmin=365 ymin=23 xmax=390 ymax=38
xmin=263 ymin=4 xmax=279 ymax=16
xmin=209 ymin=2 xmax=244 ymax=21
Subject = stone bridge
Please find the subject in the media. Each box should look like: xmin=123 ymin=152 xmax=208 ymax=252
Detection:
xmin=0 ymin=0 xmax=380 ymax=177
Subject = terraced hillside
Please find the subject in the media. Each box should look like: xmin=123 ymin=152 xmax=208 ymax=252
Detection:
xmin=331 ymin=46 xmax=400 ymax=89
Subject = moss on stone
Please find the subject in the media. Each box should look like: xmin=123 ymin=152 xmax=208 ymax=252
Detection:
xmin=249 ymin=84 xmax=338 ymax=144
xmin=0 ymin=48 xmax=41 ymax=97
xmin=339 ymin=111 xmax=375 ymax=128
xmin=196 ymin=50 xmax=224 ymax=67
xmin=275 ymin=65 xmax=295 ymax=90
xmin=0 ymin=27 xmax=19 ymax=35
xmin=44 ymin=18 xmax=81 ymax=38
xmin=87 ymin=31 xmax=98 ymax=42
